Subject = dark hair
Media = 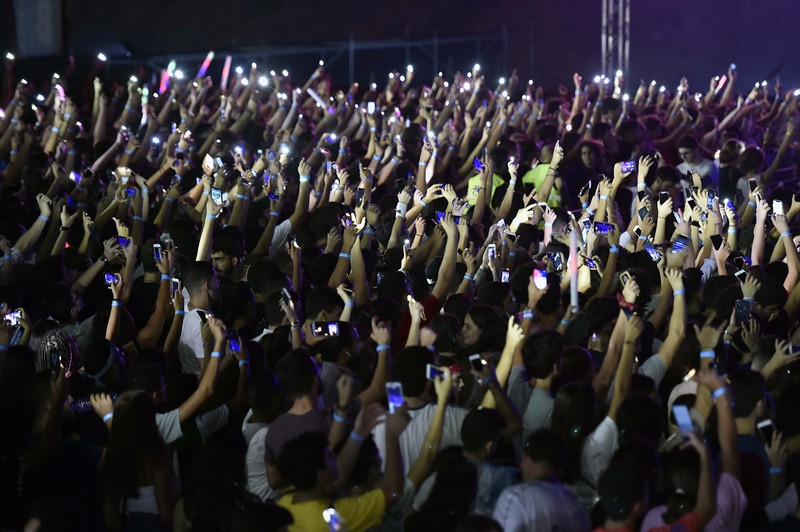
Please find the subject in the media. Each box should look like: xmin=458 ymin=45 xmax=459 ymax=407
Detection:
xmin=219 ymin=280 xmax=255 ymax=323
xmin=392 ymin=347 xmax=434 ymax=398
xmin=102 ymin=390 xmax=167 ymax=499
xmin=521 ymin=331 xmax=564 ymax=379
xmin=661 ymin=447 xmax=701 ymax=523
xmin=550 ymin=382 xmax=598 ymax=483
xmin=676 ymin=135 xmax=698 ymax=151
xmin=275 ymin=349 xmax=318 ymax=398
xmin=184 ymin=260 xmax=216 ymax=295
xmin=776 ymin=383 xmax=800 ymax=437
xmin=616 ymin=396 xmax=663 ymax=445
xmin=428 ymin=313 xmax=461 ymax=354
xmin=304 ymin=286 xmax=344 ymax=320
xmin=597 ymin=459 xmax=648 ymax=520
xmin=405 ymin=447 xmax=477 ymax=531
xmin=523 ymin=429 xmax=568 ymax=472
xmin=461 ymin=408 xmax=505 ymax=454
xmin=124 ymin=360 xmax=163 ymax=396
xmin=453 ymin=515 xmax=503 ymax=532
xmin=212 ymin=235 xmax=244 ymax=260
xmin=139 ymin=239 xmax=160 ymax=273
xmin=276 ymin=431 xmax=328 ymax=490
xmin=465 ymin=305 xmax=506 ymax=353
xmin=232 ymin=500 xmax=293 ymax=532
xmin=729 ymin=369 xmax=765 ymax=418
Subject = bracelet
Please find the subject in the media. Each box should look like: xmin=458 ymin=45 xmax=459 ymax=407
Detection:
xmin=638 ymin=235 xmax=647 ymax=241
xmin=9 ymin=150 xmax=18 ymax=155
xmin=609 ymin=244 xmax=619 ymax=254
xmin=133 ymin=216 xmax=143 ymax=222
xmin=51 ymin=127 xmax=60 ymax=134
xmin=501 ymin=241 xmax=507 ymax=247
xmin=448 ymin=145 xmax=456 ymax=151
xmin=269 ymin=211 xmax=280 ymax=217
xmin=561 ymin=319 xmax=571 ymax=326
xmin=124 ymin=104 xmax=134 ymax=112
xmin=586 ymin=207 xmax=595 ymax=216
xmin=370 ymin=127 xmax=377 ymax=133
xmin=419 ymin=200 xmax=427 ymax=208
xmin=637 ymin=183 xmax=645 ymax=190
xmin=175 ymin=310 xmax=185 ymax=316
xmin=349 ymin=432 xmax=366 ymax=443
xmin=377 ymin=344 xmax=390 ymax=352
xmin=464 ymin=273 xmax=474 ymax=281
xmin=582 ymin=202 xmax=589 ymax=209
xmin=544 ymin=222 xmax=553 ymax=228
xmin=38 ymin=215 xmax=49 ymax=222
xmin=344 ymin=302 xmax=354 ymax=308
xmin=0 ymin=345 xmax=7 ymax=352
xmin=523 ymin=309 xmax=535 ymax=319
xmin=2 ymin=254 xmax=10 ymax=261
xmin=124 ymin=149 xmax=133 ymax=155
xmin=202 ymin=190 xmax=210 ymax=195
xmin=291 ymin=322 xmax=302 ymax=330
xmin=700 ymin=349 xmax=715 ymax=359
xmin=770 ymin=467 xmax=784 ymax=474
xmin=339 ymin=253 xmax=351 ymax=259
xmin=164 ymin=196 xmax=174 ymax=202
xmin=509 ymin=179 xmax=516 ymax=186
xmin=63 ymin=113 xmax=72 ymax=120
xmin=711 ymin=386 xmax=727 ymax=401
xmin=600 ymin=195 xmax=609 ymax=201
xmin=673 ymin=289 xmax=685 ymax=297
xmin=509 ymin=251 xmax=517 ymax=257
xmin=111 ymin=300 xmax=122 ymax=308
xmin=727 ymin=228 xmax=736 ymax=234
xmin=338 ymin=149 xmax=346 ymax=155
xmin=205 ymin=214 xmax=216 ymax=220
xmin=333 ymin=412 xmax=347 ymax=423
xmin=418 ymin=161 xmax=427 ymax=166
xmin=748 ymin=201 xmax=756 ymax=207
xmin=743 ymin=296 xmax=754 ymax=302
xmin=239 ymin=359 xmax=250 ymax=368
xmin=363 ymin=227 xmax=375 ymax=235
xmin=236 ymin=194 xmax=248 ymax=200
xmin=75 ymin=184 xmax=85 ymax=192
xmin=373 ymin=154 xmax=381 ymax=160
xmin=160 ymin=274 xmax=170 ymax=282
xmin=210 ymin=351 xmax=222 ymax=359
xmin=103 ymin=413 xmax=114 ymax=423
xmin=391 ymin=157 xmax=400 ymax=165
xmin=781 ymin=231 xmax=792 ymax=237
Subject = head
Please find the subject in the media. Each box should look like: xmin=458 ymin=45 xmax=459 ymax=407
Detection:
xmin=597 ymin=460 xmax=649 ymax=526
xmin=461 ymin=305 xmax=506 ymax=352
xmin=729 ymin=369 xmax=766 ymax=421
xmin=577 ymin=140 xmax=602 ymax=169
xmin=520 ymin=330 xmax=564 ymax=381
xmin=184 ymin=260 xmax=220 ymax=303
xmin=34 ymin=328 xmax=79 ymax=377
xmin=521 ymin=429 xmax=568 ymax=482
xmin=677 ymin=135 xmax=700 ymax=165
xmin=461 ymin=408 xmax=505 ymax=460
xmin=211 ymin=237 xmax=244 ymax=278
xmin=277 ymin=431 xmax=337 ymax=491
xmin=391 ymin=346 xmax=434 ymax=399
xmin=275 ymin=349 xmax=320 ymax=400
xmin=550 ymin=381 xmax=597 ymax=483
xmin=652 ymin=166 xmax=680 ymax=193
xmin=304 ymin=286 xmax=344 ymax=322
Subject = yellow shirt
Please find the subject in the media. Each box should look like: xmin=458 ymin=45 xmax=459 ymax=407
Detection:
xmin=467 ymin=172 xmax=506 ymax=205
xmin=521 ymin=166 xmax=560 ymax=207
xmin=277 ymin=488 xmax=386 ymax=532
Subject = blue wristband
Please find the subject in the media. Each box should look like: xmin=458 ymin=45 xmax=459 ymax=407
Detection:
xmin=376 ymin=344 xmax=390 ymax=352
xmin=464 ymin=273 xmax=474 ymax=281
xmin=638 ymin=235 xmax=647 ymax=241
xmin=727 ymin=228 xmax=736 ymax=234
xmin=124 ymin=149 xmax=133 ymax=155
xmin=771 ymin=467 xmax=784 ymax=474
xmin=344 ymin=302 xmax=354 ymax=308
xmin=700 ymin=349 xmax=715 ymax=359
xmin=269 ymin=212 xmax=279 ymax=217
xmin=544 ymin=222 xmax=553 ymax=228
xmin=743 ymin=296 xmax=754 ymax=302
xmin=523 ymin=311 xmax=535 ymax=319
xmin=582 ymin=202 xmax=589 ymax=209
xmin=586 ymin=207 xmax=595 ymax=216
xmin=38 ymin=215 xmax=49 ymax=222
xmin=609 ymin=244 xmax=619 ymax=254
xmin=103 ymin=413 xmax=114 ymax=423
xmin=239 ymin=359 xmax=250 ymax=368
xmin=781 ymin=231 xmax=792 ymax=237
xmin=600 ymin=194 xmax=609 ymax=201
xmin=164 ymin=197 xmax=174 ymax=202
xmin=0 ymin=345 xmax=8 ymax=352
xmin=133 ymin=216 xmax=143 ymax=222
xmin=175 ymin=310 xmax=185 ymax=316
xmin=748 ymin=201 xmax=756 ymax=207
xmin=561 ymin=319 xmax=570 ymax=326
xmin=111 ymin=300 xmax=121 ymax=308
xmin=210 ymin=351 xmax=222 ymax=359
xmin=673 ymin=289 xmax=685 ymax=297
xmin=419 ymin=200 xmax=427 ymax=208
xmin=339 ymin=253 xmax=351 ymax=259
xmin=419 ymin=161 xmax=427 ymax=166
xmin=161 ymin=274 xmax=170 ymax=282
xmin=205 ymin=214 xmax=216 ymax=220
xmin=349 ymin=432 xmax=366 ymax=443
xmin=333 ymin=412 xmax=347 ymax=423
xmin=711 ymin=386 xmax=727 ymax=400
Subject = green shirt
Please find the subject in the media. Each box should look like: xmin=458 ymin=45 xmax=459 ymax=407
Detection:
xmin=521 ymin=165 xmax=561 ymax=207
xmin=467 ymin=173 xmax=506 ymax=205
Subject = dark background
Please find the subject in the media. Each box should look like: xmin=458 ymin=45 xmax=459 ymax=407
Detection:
xmin=4 ymin=0 xmax=800 ymax=92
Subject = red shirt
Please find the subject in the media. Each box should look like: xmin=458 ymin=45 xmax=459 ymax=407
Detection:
xmin=392 ymin=294 xmax=441 ymax=352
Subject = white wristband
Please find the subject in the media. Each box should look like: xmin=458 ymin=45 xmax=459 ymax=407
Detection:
xmin=395 ymin=202 xmax=408 ymax=217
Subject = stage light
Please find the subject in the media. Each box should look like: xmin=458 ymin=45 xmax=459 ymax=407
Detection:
xmin=97 ymin=53 xmax=107 ymax=61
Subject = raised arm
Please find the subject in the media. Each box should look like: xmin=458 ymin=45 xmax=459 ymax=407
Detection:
xmin=608 ymin=315 xmax=643 ymax=421
xmin=407 ymin=369 xmax=451 ymax=490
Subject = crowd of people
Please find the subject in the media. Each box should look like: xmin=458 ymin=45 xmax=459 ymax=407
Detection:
xmin=0 ymin=54 xmax=800 ymax=532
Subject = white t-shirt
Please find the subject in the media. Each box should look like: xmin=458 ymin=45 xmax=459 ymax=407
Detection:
xmin=241 ymin=409 xmax=274 ymax=501
xmin=570 ymin=415 xmax=619 ymax=508
xmin=178 ymin=308 xmax=211 ymax=377
xmin=196 ymin=404 xmax=229 ymax=441
xmin=372 ymin=403 xmax=469 ymax=475
xmin=155 ymin=409 xmax=183 ymax=444
xmin=493 ymin=479 xmax=591 ymax=532
xmin=269 ymin=219 xmax=293 ymax=257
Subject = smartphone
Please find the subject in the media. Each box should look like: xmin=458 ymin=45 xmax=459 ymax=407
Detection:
xmin=659 ymin=191 xmax=670 ymax=204
xmin=548 ymin=252 xmax=564 ymax=271
xmin=758 ymin=419 xmax=775 ymax=443
xmin=435 ymin=211 xmax=447 ymax=224
xmin=706 ymin=190 xmax=716 ymax=209
xmin=620 ymin=159 xmax=637 ymax=173
xmin=773 ymin=200 xmax=784 ymax=216
xmin=426 ymin=364 xmax=445 ymax=381
xmin=210 ymin=188 xmax=223 ymax=206
xmin=637 ymin=190 xmax=648 ymax=202
xmin=673 ymin=211 xmax=682 ymax=223
xmin=733 ymin=256 xmax=747 ymax=270
xmin=473 ymin=157 xmax=484 ymax=171
xmin=312 ymin=321 xmax=340 ymax=337
xmin=638 ymin=207 xmax=648 ymax=221
xmin=104 ymin=273 xmax=116 ymax=286
xmin=69 ymin=171 xmax=81 ymax=183
xmin=487 ymin=244 xmax=496 ymax=260
xmin=673 ymin=404 xmax=694 ymax=436
xmin=357 ymin=188 xmax=365 ymax=205
xmin=686 ymin=195 xmax=697 ymax=211
xmin=586 ymin=258 xmax=598 ymax=269
xmin=594 ymin=221 xmax=614 ymax=235
xmin=227 ymin=330 xmax=240 ymax=352
xmin=710 ymin=234 xmax=723 ymax=250
xmin=281 ymin=288 xmax=292 ymax=306
xmin=469 ymin=354 xmax=484 ymax=372
xmin=386 ymin=381 xmax=404 ymax=414
xmin=578 ymin=181 xmax=592 ymax=197
xmin=153 ymin=243 xmax=163 ymax=263
xmin=322 ymin=508 xmax=343 ymax=531
xmin=501 ymin=269 xmax=510 ymax=283
xmin=748 ymin=178 xmax=758 ymax=192
xmin=117 ymin=236 xmax=130 ymax=248
xmin=126 ymin=187 xmax=137 ymax=198
xmin=214 ymin=156 xmax=224 ymax=170
xmin=734 ymin=269 xmax=748 ymax=283
xmin=643 ymin=241 xmax=660 ymax=262
xmin=670 ymin=235 xmax=690 ymax=254
xmin=633 ymin=225 xmax=642 ymax=237
xmin=735 ymin=299 xmax=753 ymax=326
xmin=171 ymin=278 xmax=180 ymax=301
xmin=367 ymin=101 xmax=376 ymax=114
xmin=620 ymin=271 xmax=632 ymax=285
xmin=197 ymin=310 xmax=208 ymax=324
xmin=533 ymin=269 xmax=548 ymax=290
xmin=683 ymin=368 xmax=696 ymax=382
xmin=3 ymin=310 xmax=21 ymax=327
